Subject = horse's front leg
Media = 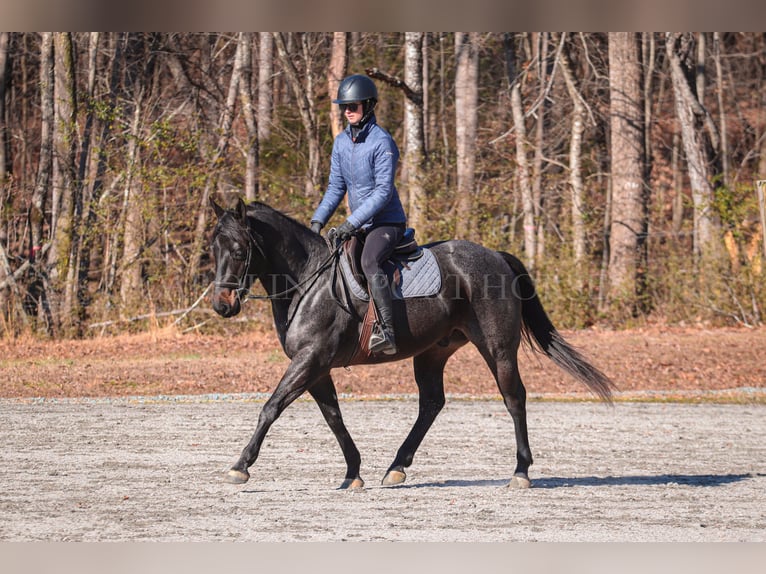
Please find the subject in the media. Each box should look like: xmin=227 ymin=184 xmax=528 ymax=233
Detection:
xmin=308 ymin=375 xmax=364 ymax=490
xmin=225 ymin=353 xmax=326 ymax=484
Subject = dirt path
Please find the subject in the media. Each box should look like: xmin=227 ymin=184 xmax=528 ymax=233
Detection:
xmin=1 ymin=397 xmax=763 ymax=541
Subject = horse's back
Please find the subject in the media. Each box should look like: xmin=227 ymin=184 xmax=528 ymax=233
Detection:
xmin=427 ymin=239 xmax=514 ymax=279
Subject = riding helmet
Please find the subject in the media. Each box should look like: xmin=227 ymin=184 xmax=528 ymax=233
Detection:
xmin=333 ymin=74 xmax=378 ymax=105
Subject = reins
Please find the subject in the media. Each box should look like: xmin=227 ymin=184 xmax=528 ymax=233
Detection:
xmin=214 ymin=225 xmax=344 ymax=303
xmin=244 ymin=243 xmax=342 ymax=301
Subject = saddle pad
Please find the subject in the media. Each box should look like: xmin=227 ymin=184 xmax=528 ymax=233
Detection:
xmin=339 ymin=247 xmax=442 ymax=301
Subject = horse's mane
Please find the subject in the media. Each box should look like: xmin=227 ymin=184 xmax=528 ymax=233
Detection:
xmin=244 ymin=201 xmax=327 ymax=257
xmin=247 ymin=201 xmax=310 ymax=233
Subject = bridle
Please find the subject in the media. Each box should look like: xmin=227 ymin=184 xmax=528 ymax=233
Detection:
xmin=213 ymin=225 xmax=343 ymax=303
xmin=212 ymin=227 xmax=261 ymax=301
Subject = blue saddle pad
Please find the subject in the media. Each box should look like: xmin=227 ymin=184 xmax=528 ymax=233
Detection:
xmin=339 ymin=247 xmax=442 ymax=301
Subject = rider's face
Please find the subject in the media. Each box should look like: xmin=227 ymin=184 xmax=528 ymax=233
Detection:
xmin=342 ymin=101 xmax=364 ymax=125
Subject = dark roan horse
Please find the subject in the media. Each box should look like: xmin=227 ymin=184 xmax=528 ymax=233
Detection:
xmin=209 ymin=198 xmax=616 ymax=489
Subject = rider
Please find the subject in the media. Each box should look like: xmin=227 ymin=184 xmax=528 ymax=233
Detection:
xmin=310 ymin=74 xmax=406 ymax=356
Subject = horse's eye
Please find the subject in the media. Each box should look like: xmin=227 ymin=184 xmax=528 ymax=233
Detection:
xmin=234 ymin=249 xmax=247 ymax=261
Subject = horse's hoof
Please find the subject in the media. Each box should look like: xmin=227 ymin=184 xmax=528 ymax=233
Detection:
xmin=381 ymin=469 xmax=406 ymax=486
xmin=224 ymin=469 xmax=250 ymax=484
xmin=507 ymin=474 xmax=532 ymax=489
xmin=339 ymin=477 xmax=365 ymax=490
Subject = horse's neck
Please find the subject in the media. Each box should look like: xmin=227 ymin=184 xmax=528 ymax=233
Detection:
xmin=249 ymin=211 xmax=326 ymax=346
xmin=249 ymin=210 xmax=323 ymax=295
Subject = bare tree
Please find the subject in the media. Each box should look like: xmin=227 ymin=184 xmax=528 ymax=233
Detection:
xmin=27 ymin=33 xmax=55 ymax=330
xmin=559 ymin=34 xmax=588 ymax=266
xmin=0 ymin=32 xmax=8 ymax=188
xmin=454 ymin=32 xmax=479 ymax=240
xmin=328 ymin=32 xmax=347 ymax=139
xmin=666 ymin=32 xmax=721 ymax=261
xmin=188 ymin=34 xmax=244 ymax=282
xmin=532 ymin=32 xmax=552 ymax=262
xmin=116 ymin=35 xmax=153 ymax=312
xmin=504 ymin=33 xmax=536 ymax=265
xmin=0 ymin=32 xmax=11 ymax=319
xmin=607 ymin=32 xmax=647 ymax=311
xmin=712 ymin=32 xmax=730 ymax=189
xmin=238 ymin=32 xmax=259 ymax=202
xmin=44 ymin=32 xmax=80 ymax=329
xmin=274 ymin=32 xmax=321 ymax=196
xmin=404 ymin=32 xmax=427 ymax=235
xmin=257 ymin=32 xmax=273 ymax=143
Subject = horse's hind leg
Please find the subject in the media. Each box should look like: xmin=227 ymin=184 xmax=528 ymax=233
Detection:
xmin=480 ymin=347 xmax=533 ymax=488
xmin=308 ymin=375 xmax=364 ymax=490
xmin=382 ymin=346 xmax=455 ymax=486
xmin=499 ymin=361 xmax=533 ymax=488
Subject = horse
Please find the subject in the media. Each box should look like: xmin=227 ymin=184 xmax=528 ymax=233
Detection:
xmin=209 ymin=198 xmax=615 ymax=489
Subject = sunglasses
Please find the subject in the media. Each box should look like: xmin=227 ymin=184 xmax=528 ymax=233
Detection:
xmin=340 ymin=102 xmax=361 ymax=112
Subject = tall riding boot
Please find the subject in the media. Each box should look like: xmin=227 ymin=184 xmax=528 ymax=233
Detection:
xmin=368 ymin=272 xmax=397 ymax=355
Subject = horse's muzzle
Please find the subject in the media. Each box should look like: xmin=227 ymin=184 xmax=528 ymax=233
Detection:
xmin=211 ymin=288 xmax=242 ymax=318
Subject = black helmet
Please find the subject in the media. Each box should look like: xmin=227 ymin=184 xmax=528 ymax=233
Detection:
xmin=333 ymin=74 xmax=378 ymax=104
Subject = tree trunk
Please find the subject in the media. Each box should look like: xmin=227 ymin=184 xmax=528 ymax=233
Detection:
xmin=454 ymin=32 xmax=479 ymax=240
xmin=713 ymin=32 xmax=730 ymax=189
xmin=607 ymin=32 xmax=647 ymax=311
xmin=0 ymin=32 xmax=11 ymax=319
xmin=404 ymin=32 xmax=427 ymax=236
xmin=257 ymin=32 xmax=273 ymax=143
xmin=559 ymin=34 xmax=587 ymax=265
xmin=46 ymin=32 xmax=79 ymax=330
xmin=532 ymin=32 xmax=550 ymax=262
xmin=666 ymin=32 xmax=721 ymax=261
xmin=238 ymin=32 xmax=259 ymax=202
xmin=328 ymin=32 xmax=347 ymax=139
xmin=0 ymin=32 xmax=8 ymax=186
xmin=79 ymin=33 xmax=123 ymax=316
xmin=29 ymin=33 xmax=55 ymax=331
xmin=274 ymin=33 xmax=321 ymax=196
xmin=31 ymin=34 xmax=54 ymax=262
xmin=188 ymin=35 xmax=244 ymax=282
xmin=422 ymin=33 xmax=430 ymax=154
xmin=117 ymin=38 xmax=150 ymax=312
xmin=504 ymin=33 xmax=536 ymax=266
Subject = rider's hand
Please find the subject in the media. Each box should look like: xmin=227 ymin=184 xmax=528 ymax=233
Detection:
xmin=310 ymin=221 xmax=323 ymax=235
xmin=336 ymin=220 xmax=356 ymax=241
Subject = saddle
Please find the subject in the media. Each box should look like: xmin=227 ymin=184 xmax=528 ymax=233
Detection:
xmin=330 ymin=227 xmax=442 ymax=364
xmin=342 ymin=227 xmax=423 ymax=293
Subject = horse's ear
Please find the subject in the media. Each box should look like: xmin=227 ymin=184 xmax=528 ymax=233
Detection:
xmin=210 ymin=197 xmax=225 ymax=219
xmin=236 ymin=197 xmax=248 ymax=221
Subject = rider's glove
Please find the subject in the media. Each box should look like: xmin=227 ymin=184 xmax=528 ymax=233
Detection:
xmin=336 ymin=220 xmax=356 ymax=242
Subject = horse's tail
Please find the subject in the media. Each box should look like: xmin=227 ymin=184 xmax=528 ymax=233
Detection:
xmin=498 ymin=251 xmax=616 ymax=404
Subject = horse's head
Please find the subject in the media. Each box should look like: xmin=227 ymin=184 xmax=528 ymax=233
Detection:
xmin=209 ymin=197 xmax=257 ymax=318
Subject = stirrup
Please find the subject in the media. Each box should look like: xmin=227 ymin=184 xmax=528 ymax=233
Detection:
xmin=369 ymin=326 xmax=397 ymax=355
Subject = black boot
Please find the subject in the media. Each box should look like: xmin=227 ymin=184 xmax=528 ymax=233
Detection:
xmin=368 ymin=272 xmax=397 ymax=355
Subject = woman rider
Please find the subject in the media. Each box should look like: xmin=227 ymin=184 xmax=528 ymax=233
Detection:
xmin=310 ymin=74 xmax=406 ymax=356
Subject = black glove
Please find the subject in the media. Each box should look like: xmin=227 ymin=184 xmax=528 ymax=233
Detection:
xmin=310 ymin=221 xmax=323 ymax=234
xmin=336 ymin=220 xmax=356 ymax=241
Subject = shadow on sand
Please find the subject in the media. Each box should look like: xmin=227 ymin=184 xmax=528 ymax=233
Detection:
xmin=391 ymin=473 xmax=758 ymax=490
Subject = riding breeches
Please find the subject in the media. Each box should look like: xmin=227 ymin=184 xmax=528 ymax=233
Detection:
xmin=360 ymin=224 xmax=405 ymax=284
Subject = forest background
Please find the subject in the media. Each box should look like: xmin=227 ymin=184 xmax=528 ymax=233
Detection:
xmin=0 ymin=32 xmax=764 ymax=339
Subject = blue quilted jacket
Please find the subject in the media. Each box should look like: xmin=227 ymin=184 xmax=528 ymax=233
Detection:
xmin=311 ymin=115 xmax=406 ymax=230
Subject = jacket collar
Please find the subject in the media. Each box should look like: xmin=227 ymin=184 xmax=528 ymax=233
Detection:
xmin=347 ymin=113 xmax=377 ymax=143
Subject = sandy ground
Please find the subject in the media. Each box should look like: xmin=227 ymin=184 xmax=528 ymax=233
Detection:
xmin=0 ymin=397 xmax=763 ymax=542
xmin=1 ymin=325 xmax=764 ymax=542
